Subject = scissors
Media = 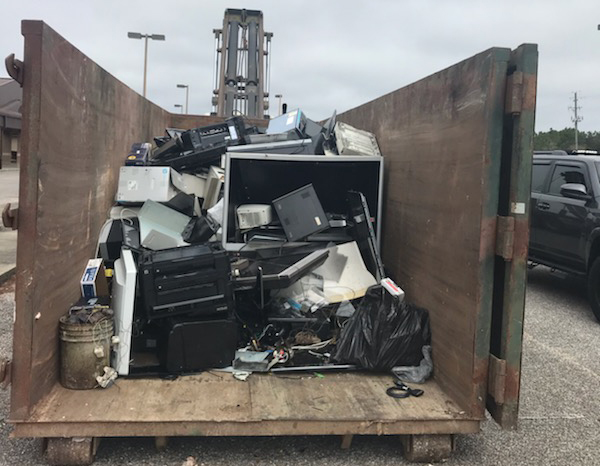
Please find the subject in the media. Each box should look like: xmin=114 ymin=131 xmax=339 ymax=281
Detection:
xmin=386 ymin=380 xmax=424 ymax=399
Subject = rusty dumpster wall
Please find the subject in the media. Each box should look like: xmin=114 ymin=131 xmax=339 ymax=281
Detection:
xmin=337 ymin=48 xmax=511 ymax=417
xmin=11 ymin=21 xmax=265 ymax=420
xmin=11 ymin=21 xmax=182 ymax=419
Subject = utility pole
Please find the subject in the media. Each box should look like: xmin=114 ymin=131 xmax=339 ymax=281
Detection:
xmin=569 ymin=92 xmax=583 ymax=150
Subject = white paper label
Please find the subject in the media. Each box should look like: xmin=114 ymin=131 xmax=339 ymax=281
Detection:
xmin=381 ymin=277 xmax=404 ymax=297
xmin=315 ymin=216 xmax=322 ymax=226
xmin=511 ymin=202 xmax=526 ymax=214
xmin=228 ymin=125 xmax=238 ymax=140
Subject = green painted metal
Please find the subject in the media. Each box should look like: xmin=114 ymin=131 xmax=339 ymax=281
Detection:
xmin=487 ymin=43 xmax=539 ymax=430
xmin=471 ymin=48 xmax=510 ymax=414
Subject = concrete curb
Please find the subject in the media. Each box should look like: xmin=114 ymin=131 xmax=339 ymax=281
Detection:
xmin=0 ymin=266 xmax=16 ymax=285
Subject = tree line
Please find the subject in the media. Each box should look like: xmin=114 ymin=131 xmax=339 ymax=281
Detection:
xmin=534 ymin=128 xmax=600 ymax=152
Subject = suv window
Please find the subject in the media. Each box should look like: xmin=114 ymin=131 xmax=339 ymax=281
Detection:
xmin=532 ymin=163 xmax=551 ymax=192
xmin=548 ymin=164 xmax=588 ymax=196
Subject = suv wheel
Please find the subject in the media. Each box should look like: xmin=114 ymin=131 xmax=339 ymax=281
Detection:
xmin=587 ymin=257 xmax=600 ymax=322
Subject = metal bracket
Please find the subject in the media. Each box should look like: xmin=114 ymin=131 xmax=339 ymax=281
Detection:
xmin=488 ymin=354 xmax=506 ymax=404
xmin=0 ymin=358 xmax=11 ymax=389
xmin=2 ymin=203 xmax=18 ymax=230
xmin=5 ymin=54 xmax=24 ymax=86
xmin=505 ymin=71 xmax=523 ymax=115
xmin=496 ymin=215 xmax=514 ymax=261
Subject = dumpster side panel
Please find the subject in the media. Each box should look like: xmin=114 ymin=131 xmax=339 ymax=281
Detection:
xmin=10 ymin=20 xmax=44 ymax=422
xmin=11 ymin=20 xmax=173 ymax=419
xmin=338 ymin=48 xmax=511 ymax=416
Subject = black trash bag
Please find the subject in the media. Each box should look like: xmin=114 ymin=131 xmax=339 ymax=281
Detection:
xmin=332 ymin=285 xmax=431 ymax=370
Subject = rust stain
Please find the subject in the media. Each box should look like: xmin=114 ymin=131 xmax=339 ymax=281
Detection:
xmin=503 ymin=366 xmax=521 ymax=401
xmin=479 ymin=216 xmax=497 ymax=261
xmin=521 ymin=74 xmax=537 ymax=111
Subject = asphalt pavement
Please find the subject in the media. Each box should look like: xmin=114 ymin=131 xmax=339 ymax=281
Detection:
xmin=1 ymin=266 xmax=599 ymax=465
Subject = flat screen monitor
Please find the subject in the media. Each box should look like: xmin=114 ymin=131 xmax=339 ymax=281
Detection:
xmin=222 ymin=153 xmax=383 ymax=252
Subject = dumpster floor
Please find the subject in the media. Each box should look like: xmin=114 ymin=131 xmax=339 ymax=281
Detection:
xmin=12 ymin=372 xmax=479 ymax=437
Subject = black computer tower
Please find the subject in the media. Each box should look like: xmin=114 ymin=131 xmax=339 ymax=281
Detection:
xmin=160 ymin=317 xmax=239 ymax=373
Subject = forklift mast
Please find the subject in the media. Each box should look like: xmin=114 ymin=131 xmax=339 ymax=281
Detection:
xmin=211 ymin=9 xmax=273 ymax=119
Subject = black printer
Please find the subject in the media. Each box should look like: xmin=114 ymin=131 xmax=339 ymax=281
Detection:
xmin=138 ymin=243 xmax=233 ymax=320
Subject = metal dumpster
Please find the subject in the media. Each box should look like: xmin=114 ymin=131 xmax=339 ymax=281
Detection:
xmin=5 ymin=20 xmax=537 ymax=464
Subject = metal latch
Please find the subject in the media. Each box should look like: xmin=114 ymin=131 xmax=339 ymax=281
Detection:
xmin=505 ymin=71 xmax=523 ymax=115
xmin=496 ymin=215 xmax=514 ymax=261
xmin=488 ymin=355 xmax=506 ymax=404
xmin=2 ymin=203 xmax=18 ymax=230
xmin=0 ymin=358 xmax=11 ymax=389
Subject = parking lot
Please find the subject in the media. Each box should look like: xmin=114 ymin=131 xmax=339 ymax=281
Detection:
xmin=1 ymin=266 xmax=599 ymax=465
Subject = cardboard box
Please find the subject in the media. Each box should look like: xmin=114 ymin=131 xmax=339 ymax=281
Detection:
xmin=80 ymin=258 xmax=109 ymax=299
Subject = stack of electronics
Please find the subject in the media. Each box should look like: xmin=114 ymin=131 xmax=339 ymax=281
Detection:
xmin=86 ymin=108 xmax=388 ymax=379
xmin=143 ymin=108 xmax=382 ymax=171
xmin=100 ymin=212 xmax=237 ymax=376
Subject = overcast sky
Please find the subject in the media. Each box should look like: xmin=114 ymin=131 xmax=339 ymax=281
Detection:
xmin=1 ymin=0 xmax=599 ymax=132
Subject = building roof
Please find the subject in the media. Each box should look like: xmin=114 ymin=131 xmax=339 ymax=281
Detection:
xmin=0 ymin=78 xmax=22 ymax=120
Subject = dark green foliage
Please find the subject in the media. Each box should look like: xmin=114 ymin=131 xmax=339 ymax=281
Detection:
xmin=534 ymin=128 xmax=600 ymax=152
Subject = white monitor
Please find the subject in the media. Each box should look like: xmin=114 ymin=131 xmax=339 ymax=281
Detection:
xmin=203 ymin=166 xmax=225 ymax=209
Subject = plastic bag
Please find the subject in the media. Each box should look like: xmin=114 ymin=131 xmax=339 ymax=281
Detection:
xmin=332 ymin=285 xmax=431 ymax=370
xmin=392 ymin=345 xmax=433 ymax=383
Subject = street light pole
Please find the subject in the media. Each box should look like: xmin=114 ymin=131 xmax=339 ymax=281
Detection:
xmin=143 ymin=35 xmax=149 ymax=98
xmin=128 ymin=32 xmax=166 ymax=98
xmin=177 ymin=84 xmax=189 ymax=113
xmin=174 ymin=104 xmax=183 ymax=114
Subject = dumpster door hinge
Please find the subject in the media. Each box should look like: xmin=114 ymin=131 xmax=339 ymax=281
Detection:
xmin=505 ymin=71 xmax=523 ymax=115
xmin=5 ymin=54 xmax=24 ymax=86
xmin=2 ymin=203 xmax=18 ymax=230
xmin=488 ymin=355 xmax=506 ymax=404
xmin=0 ymin=358 xmax=11 ymax=389
xmin=495 ymin=215 xmax=514 ymax=261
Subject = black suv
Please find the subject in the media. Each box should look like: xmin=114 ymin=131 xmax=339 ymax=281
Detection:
xmin=530 ymin=151 xmax=600 ymax=321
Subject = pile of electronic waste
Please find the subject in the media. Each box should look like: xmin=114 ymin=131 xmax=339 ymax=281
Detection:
xmin=63 ymin=108 xmax=431 ymax=386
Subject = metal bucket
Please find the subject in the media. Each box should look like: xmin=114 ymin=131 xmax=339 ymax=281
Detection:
xmin=59 ymin=316 xmax=113 ymax=390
